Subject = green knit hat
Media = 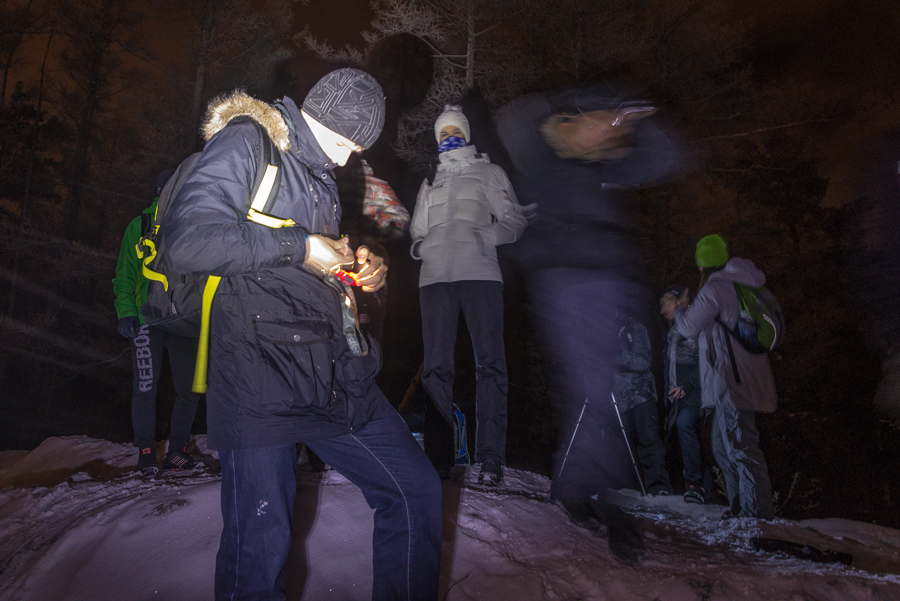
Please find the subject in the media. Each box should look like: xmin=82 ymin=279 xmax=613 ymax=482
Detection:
xmin=695 ymin=234 xmax=729 ymax=267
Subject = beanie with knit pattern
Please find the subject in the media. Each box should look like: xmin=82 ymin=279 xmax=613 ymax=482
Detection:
xmin=434 ymin=105 xmax=470 ymax=143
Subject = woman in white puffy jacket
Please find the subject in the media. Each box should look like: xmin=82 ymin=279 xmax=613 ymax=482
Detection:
xmin=410 ymin=105 xmax=527 ymax=487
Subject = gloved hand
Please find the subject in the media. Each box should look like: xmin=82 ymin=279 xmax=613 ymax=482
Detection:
xmin=304 ymin=235 xmax=354 ymax=276
xmin=521 ymin=202 xmax=539 ymax=224
xmin=117 ymin=316 xmax=141 ymax=339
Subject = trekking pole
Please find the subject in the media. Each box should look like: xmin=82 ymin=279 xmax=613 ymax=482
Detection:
xmin=556 ymin=397 xmax=589 ymax=480
xmin=610 ymin=392 xmax=647 ymax=496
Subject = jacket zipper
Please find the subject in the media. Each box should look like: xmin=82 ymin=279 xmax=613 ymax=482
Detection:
xmin=446 ymin=171 xmax=459 ymax=281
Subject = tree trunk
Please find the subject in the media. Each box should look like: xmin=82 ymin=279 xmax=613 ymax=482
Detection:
xmin=8 ymin=33 xmax=52 ymax=321
xmin=0 ymin=0 xmax=36 ymax=111
xmin=656 ymin=187 xmax=670 ymax=274
xmin=187 ymin=1 xmax=214 ymax=153
xmin=465 ymin=0 xmax=475 ymax=90
xmin=62 ymin=43 xmax=104 ymax=240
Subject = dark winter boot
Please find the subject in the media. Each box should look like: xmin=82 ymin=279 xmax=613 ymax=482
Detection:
xmin=589 ymin=499 xmax=645 ymax=566
xmin=478 ymin=460 xmax=503 ymax=487
xmin=163 ymin=446 xmax=198 ymax=471
xmin=137 ymin=446 xmax=158 ymax=476
xmin=555 ymin=497 xmax=603 ymax=531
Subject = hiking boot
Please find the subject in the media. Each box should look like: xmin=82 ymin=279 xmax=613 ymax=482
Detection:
xmin=556 ymin=498 xmax=603 ymax=531
xmin=605 ymin=510 xmax=645 ymax=565
xmin=588 ymin=499 xmax=645 ymax=565
xmin=478 ymin=460 xmax=503 ymax=487
xmin=163 ymin=446 xmax=198 ymax=471
xmin=683 ymin=486 xmax=705 ymax=505
xmin=137 ymin=447 xmax=158 ymax=476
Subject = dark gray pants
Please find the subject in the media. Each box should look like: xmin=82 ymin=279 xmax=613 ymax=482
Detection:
xmin=130 ymin=324 xmax=199 ymax=451
xmin=624 ymin=400 xmax=672 ymax=494
xmin=420 ymin=281 xmax=508 ymax=465
xmin=711 ymin=404 xmax=774 ymax=519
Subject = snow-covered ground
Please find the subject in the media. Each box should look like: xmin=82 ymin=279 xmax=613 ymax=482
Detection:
xmin=1 ymin=435 xmax=899 ymax=600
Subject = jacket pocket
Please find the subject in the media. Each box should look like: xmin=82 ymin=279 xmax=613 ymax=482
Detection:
xmin=334 ymin=335 xmax=383 ymax=429
xmin=253 ymin=317 xmax=332 ymax=346
xmin=252 ymin=317 xmax=339 ymax=417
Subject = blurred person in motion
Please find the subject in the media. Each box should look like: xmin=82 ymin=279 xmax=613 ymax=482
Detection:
xmin=410 ymin=104 xmax=526 ymax=486
xmin=112 ymin=170 xmax=200 ymax=476
xmin=497 ymin=85 xmax=679 ymax=563
xmin=161 ymin=69 xmax=441 ymax=601
xmin=673 ymin=235 xmax=777 ymax=520
xmin=660 ymin=285 xmax=714 ymax=504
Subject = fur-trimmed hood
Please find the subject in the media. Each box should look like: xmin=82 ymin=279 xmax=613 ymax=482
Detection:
xmin=201 ymin=90 xmax=292 ymax=152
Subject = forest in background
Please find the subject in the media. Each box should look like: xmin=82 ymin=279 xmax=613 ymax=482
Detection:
xmin=2 ymin=0 xmax=899 ymax=527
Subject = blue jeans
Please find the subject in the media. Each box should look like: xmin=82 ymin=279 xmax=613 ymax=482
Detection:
xmin=215 ymin=405 xmax=442 ymax=601
xmin=673 ymin=404 xmax=713 ymax=493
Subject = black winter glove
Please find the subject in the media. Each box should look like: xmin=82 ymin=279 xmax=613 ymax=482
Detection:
xmin=117 ymin=316 xmax=141 ymax=339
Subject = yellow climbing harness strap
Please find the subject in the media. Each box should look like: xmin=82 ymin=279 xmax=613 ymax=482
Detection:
xmin=192 ymin=275 xmax=222 ymax=394
xmin=192 ymin=160 xmax=285 ymax=392
xmin=136 ymin=238 xmax=169 ymax=290
xmin=246 ymin=208 xmax=295 ymax=229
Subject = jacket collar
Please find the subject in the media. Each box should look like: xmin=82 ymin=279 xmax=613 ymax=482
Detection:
xmin=438 ymin=144 xmax=489 ymax=171
xmin=202 ymin=90 xmax=291 ymax=151
xmin=278 ymin=96 xmax=335 ymax=170
xmin=710 ymin=257 xmax=766 ymax=287
xmin=201 ymin=91 xmax=335 ymax=171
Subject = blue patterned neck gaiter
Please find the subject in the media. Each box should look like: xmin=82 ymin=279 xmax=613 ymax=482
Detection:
xmin=438 ymin=136 xmax=468 ymax=153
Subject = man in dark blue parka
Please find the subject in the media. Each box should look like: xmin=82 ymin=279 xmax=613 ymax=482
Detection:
xmin=162 ymin=69 xmax=441 ymax=601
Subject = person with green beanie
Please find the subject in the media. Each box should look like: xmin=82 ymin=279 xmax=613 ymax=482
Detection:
xmin=112 ymin=173 xmax=200 ymax=476
xmin=672 ymin=234 xmax=778 ymax=519
xmin=695 ymin=234 xmax=729 ymax=268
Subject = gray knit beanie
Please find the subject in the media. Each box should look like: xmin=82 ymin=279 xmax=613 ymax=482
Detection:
xmin=302 ymin=68 xmax=385 ymax=149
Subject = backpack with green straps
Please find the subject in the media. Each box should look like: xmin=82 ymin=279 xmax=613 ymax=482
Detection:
xmin=137 ymin=119 xmax=282 ymax=338
xmin=722 ymin=282 xmax=785 ymax=354
xmin=136 ymin=118 xmax=284 ymax=392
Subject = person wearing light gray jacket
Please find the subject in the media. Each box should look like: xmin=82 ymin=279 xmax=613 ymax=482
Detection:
xmin=673 ymin=234 xmax=777 ymax=520
xmin=410 ymin=105 xmax=526 ymax=486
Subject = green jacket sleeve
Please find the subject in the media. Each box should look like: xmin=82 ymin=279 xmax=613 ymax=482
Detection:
xmin=112 ymin=214 xmax=147 ymax=321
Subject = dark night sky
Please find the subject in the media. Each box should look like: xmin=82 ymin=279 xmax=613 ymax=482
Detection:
xmin=296 ymin=0 xmax=373 ymax=46
xmin=295 ymin=0 xmax=900 ymax=91
xmin=289 ymin=0 xmax=373 ymax=88
xmin=739 ymin=0 xmax=900 ymax=91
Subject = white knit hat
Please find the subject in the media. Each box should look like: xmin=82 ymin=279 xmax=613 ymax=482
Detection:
xmin=434 ymin=105 xmax=470 ymax=142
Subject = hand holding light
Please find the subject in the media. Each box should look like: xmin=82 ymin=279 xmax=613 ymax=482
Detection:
xmin=353 ymin=245 xmax=388 ymax=292
xmin=304 ymin=235 xmax=354 ymax=276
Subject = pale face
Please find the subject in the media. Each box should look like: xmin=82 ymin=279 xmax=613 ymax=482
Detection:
xmin=556 ymin=110 xmax=628 ymax=155
xmin=301 ymin=110 xmax=365 ymax=166
xmin=324 ymin=135 xmax=364 ymax=166
xmin=439 ymin=125 xmax=466 ymax=142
